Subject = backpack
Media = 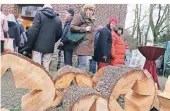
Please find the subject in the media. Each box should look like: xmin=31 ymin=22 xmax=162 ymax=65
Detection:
xmin=18 ymin=24 xmax=27 ymax=48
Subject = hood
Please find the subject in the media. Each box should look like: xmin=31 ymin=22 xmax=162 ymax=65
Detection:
xmin=106 ymin=24 xmax=111 ymax=31
xmin=8 ymin=21 xmax=17 ymax=27
xmin=7 ymin=14 xmax=16 ymax=23
xmin=41 ymin=8 xmax=57 ymax=19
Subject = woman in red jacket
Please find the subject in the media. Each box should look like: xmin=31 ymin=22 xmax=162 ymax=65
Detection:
xmin=110 ymin=27 xmax=126 ymax=66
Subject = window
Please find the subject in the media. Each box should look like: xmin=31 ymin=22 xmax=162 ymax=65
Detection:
xmin=21 ymin=6 xmax=42 ymax=17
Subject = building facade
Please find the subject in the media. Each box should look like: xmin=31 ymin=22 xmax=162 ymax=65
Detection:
xmin=1 ymin=4 xmax=127 ymax=28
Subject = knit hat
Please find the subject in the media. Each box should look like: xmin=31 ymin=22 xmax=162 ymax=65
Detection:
xmin=43 ymin=4 xmax=53 ymax=9
xmin=82 ymin=4 xmax=95 ymax=12
xmin=67 ymin=8 xmax=74 ymax=16
xmin=109 ymin=17 xmax=118 ymax=24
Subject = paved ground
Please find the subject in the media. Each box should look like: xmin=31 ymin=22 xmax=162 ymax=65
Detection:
xmin=1 ymin=68 xmax=168 ymax=110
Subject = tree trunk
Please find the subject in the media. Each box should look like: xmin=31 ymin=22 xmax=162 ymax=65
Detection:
xmin=54 ymin=65 xmax=93 ymax=89
xmin=61 ymin=86 xmax=109 ymax=111
xmin=1 ymin=53 xmax=56 ymax=111
xmin=132 ymin=5 xmax=138 ymax=38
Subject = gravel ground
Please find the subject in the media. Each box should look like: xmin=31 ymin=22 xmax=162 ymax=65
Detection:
xmin=1 ymin=69 xmax=30 ymax=110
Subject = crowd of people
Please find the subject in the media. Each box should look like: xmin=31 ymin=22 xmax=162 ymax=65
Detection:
xmin=0 ymin=4 xmax=126 ymax=74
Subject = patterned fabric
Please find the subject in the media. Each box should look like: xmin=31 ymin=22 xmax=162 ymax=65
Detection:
xmin=0 ymin=11 xmax=8 ymax=39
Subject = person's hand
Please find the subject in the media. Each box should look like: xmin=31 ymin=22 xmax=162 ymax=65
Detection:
xmin=56 ymin=40 xmax=61 ymax=46
xmin=102 ymin=56 xmax=107 ymax=62
xmin=86 ymin=26 xmax=91 ymax=31
xmin=59 ymin=42 xmax=63 ymax=46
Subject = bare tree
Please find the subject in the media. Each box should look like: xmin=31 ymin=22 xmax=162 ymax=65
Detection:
xmin=150 ymin=4 xmax=170 ymax=43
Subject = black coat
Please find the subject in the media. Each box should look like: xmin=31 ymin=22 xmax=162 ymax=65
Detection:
xmin=25 ymin=7 xmax=62 ymax=53
xmin=7 ymin=21 xmax=20 ymax=47
xmin=93 ymin=24 xmax=112 ymax=63
xmin=58 ymin=18 xmax=75 ymax=51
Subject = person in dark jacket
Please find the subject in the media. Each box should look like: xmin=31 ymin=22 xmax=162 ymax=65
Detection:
xmin=58 ymin=8 xmax=75 ymax=66
xmin=6 ymin=14 xmax=20 ymax=52
xmin=21 ymin=4 xmax=62 ymax=71
xmin=17 ymin=18 xmax=28 ymax=50
xmin=89 ymin=26 xmax=103 ymax=74
xmin=94 ymin=18 xmax=118 ymax=70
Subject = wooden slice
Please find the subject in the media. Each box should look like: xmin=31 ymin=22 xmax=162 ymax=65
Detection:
xmin=54 ymin=66 xmax=93 ymax=90
xmin=151 ymin=83 xmax=160 ymax=110
xmin=55 ymin=73 xmax=76 ymax=89
xmin=158 ymin=92 xmax=170 ymax=111
xmin=108 ymin=69 xmax=155 ymax=111
xmin=72 ymin=95 xmax=109 ymax=111
xmin=109 ymin=99 xmax=124 ymax=111
xmin=109 ymin=70 xmax=144 ymax=100
xmin=62 ymin=85 xmax=109 ymax=111
xmin=0 ymin=108 xmax=8 ymax=111
xmin=57 ymin=65 xmax=87 ymax=77
xmin=92 ymin=66 xmax=120 ymax=86
xmin=165 ymin=76 xmax=170 ymax=93
xmin=1 ymin=53 xmax=56 ymax=111
xmin=94 ymin=66 xmax=140 ymax=98
xmin=131 ymin=70 xmax=155 ymax=95
xmin=124 ymin=90 xmax=155 ymax=111
xmin=75 ymin=74 xmax=93 ymax=88
xmin=48 ymin=90 xmax=63 ymax=108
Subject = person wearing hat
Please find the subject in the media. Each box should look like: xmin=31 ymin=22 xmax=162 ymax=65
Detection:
xmin=0 ymin=5 xmax=8 ymax=53
xmin=93 ymin=18 xmax=117 ymax=70
xmin=57 ymin=8 xmax=75 ymax=66
xmin=6 ymin=14 xmax=20 ymax=52
xmin=110 ymin=18 xmax=126 ymax=66
xmin=0 ymin=6 xmax=8 ymax=40
xmin=20 ymin=4 xmax=62 ymax=71
xmin=70 ymin=4 xmax=96 ymax=72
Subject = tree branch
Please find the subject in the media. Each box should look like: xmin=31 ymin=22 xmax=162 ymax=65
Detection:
xmin=158 ymin=24 xmax=170 ymax=35
xmin=156 ymin=4 xmax=162 ymax=27
xmin=125 ymin=15 xmax=147 ymax=31
xmin=160 ymin=24 xmax=170 ymax=32
xmin=157 ymin=5 xmax=168 ymax=28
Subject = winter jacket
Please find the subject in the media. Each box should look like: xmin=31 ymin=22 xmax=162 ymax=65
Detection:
xmin=94 ymin=30 xmax=100 ymax=50
xmin=93 ymin=24 xmax=112 ymax=63
xmin=70 ymin=12 xmax=95 ymax=56
xmin=59 ymin=18 xmax=75 ymax=51
xmin=110 ymin=31 xmax=126 ymax=66
xmin=7 ymin=21 xmax=20 ymax=47
xmin=0 ymin=11 xmax=8 ymax=39
xmin=26 ymin=7 xmax=62 ymax=53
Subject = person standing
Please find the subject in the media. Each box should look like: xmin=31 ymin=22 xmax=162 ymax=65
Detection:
xmin=93 ymin=19 xmax=115 ymax=70
xmin=0 ymin=10 xmax=8 ymax=39
xmin=22 ymin=4 xmax=62 ymax=71
xmin=0 ymin=7 xmax=8 ymax=53
xmin=110 ymin=24 xmax=126 ymax=66
xmin=17 ymin=18 xmax=28 ymax=50
xmin=70 ymin=4 xmax=96 ymax=72
xmin=58 ymin=8 xmax=75 ymax=66
xmin=6 ymin=14 xmax=20 ymax=52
